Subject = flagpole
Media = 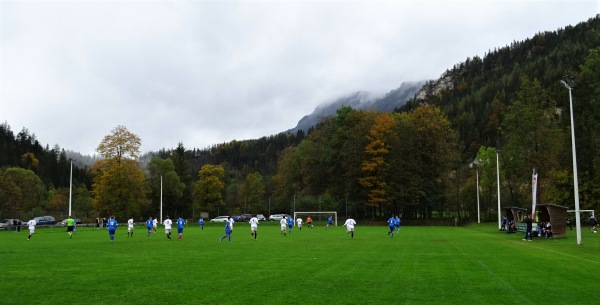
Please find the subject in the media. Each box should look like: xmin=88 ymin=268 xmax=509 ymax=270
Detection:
xmin=531 ymin=169 xmax=538 ymax=219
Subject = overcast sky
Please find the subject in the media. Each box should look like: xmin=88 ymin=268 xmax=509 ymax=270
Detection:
xmin=1 ymin=0 xmax=598 ymax=156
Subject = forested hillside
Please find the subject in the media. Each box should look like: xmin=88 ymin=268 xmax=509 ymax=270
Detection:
xmin=2 ymin=15 xmax=599 ymax=222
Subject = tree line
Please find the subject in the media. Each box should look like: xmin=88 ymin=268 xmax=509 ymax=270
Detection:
xmin=2 ymin=15 xmax=600 ymax=222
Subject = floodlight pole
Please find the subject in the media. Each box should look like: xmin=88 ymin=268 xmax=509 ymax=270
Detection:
xmin=561 ymin=77 xmax=582 ymax=245
xmin=160 ymin=175 xmax=163 ymax=224
xmin=476 ymin=168 xmax=480 ymax=223
xmin=470 ymin=159 xmax=481 ymax=224
xmin=496 ymin=149 xmax=501 ymax=230
xmin=69 ymin=160 xmax=73 ymax=216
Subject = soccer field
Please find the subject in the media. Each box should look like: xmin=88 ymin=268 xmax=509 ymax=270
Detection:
xmin=2 ymin=221 xmax=599 ymax=305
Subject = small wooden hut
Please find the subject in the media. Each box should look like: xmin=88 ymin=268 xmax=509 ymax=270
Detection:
xmin=504 ymin=206 xmax=527 ymax=222
xmin=536 ymin=204 xmax=568 ymax=238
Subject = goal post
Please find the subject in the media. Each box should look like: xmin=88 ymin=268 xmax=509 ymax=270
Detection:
xmin=293 ymin=211 xmax=337 ymax=226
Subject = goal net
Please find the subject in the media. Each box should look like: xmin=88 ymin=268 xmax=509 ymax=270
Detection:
xmin=293 ymin=211 xmax=337 ymax=227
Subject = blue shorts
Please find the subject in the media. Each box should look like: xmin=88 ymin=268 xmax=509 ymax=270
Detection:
xmin=147 ymin=226 xmax=152 ymax=231
xmin=225 ymin=228 xmax=231 ymax=235
xmin=178 ymin=227 xmax=183 ymax=234
xmin=389 ymin=226 xmax=394 ymax=231
xmin=108 ymin=229 xmax=116 ymax=235
xmin=288 ymin=224 xmax=293 ymax=229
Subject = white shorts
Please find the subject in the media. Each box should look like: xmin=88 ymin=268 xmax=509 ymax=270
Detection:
xmin=346 ymin=227 xmax=354 ymax=232
xmin=128 ymin=226 xmax=134 ymax=231
xmin=281 ymin=225 xmax=286 ymax=231
xmin=29 ymin=229 xmax=35 ymax=234
xmin=165 ymin=229 xmax=171 ymax=234
xmin=251 ymin=225 xmax=258 ymax=231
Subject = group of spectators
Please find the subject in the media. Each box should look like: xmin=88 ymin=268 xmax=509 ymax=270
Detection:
xmin=506 ymin=213 xmax=600 ymax=240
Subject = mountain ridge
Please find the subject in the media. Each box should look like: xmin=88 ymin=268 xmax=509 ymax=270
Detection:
xmin=287 ymin=80 xmax=425 ymax=134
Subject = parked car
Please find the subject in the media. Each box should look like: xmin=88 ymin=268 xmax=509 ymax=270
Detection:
xmin=268 ymin=214 xmax=290 ymax=221
xmin=57 ymin=218 xmax=82 ymax=226
xmin=210 ymin=216 xmax=230 ymax=222
xmin=239 ymin=214 xmax=253 ymax=221
xmin=0 ymin=219 xmax=24 ymax=230
xmin=33 ymin=216 xmax=56 ymax=226
xmin=256 ymin=214 xmax=267 ymax=221
xmin=231 ymin=215 xmax=243 ymax=222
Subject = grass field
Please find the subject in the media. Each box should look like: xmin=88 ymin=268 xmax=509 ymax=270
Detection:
xmin=2 ymin=221 xmax=600 ymax=305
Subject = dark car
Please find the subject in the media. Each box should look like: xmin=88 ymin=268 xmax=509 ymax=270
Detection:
xmin=57 ymin=218 xmax=82 ymax=226
xmin=239 ymin=214 xmax=253 ymax=222
xmin=33 ymin=216 xmax=56 ymax=226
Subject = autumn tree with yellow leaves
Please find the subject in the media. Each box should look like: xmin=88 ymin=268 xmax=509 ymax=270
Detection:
xmin=92 ymin=125 xmax=148 ymax=219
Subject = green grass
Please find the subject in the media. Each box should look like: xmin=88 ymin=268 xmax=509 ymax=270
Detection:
xmin=1 ymin=222 xmax=600 ymax=304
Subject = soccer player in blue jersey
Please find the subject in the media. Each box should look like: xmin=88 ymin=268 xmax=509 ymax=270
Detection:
xmin=394 ymin=215 xmax=401 ymax=233
xmin=146 ymin=217 xmax=153 ymax=236
xmin=326 ymin=215 xmax=333 ymax=230
xmin=287 ymin=215 xmax=294 ymax=234
xmin=177 ymin=216 xmax=185 ymax=240
xmin=220 ymin=217 xmax=232 ymax=242
xmin=387 ymin=216 xmax=395 ymax=238
xmin=107 ymin=216 xmax=118 ymax=242
xmin=198 ymin=217 xmax=204 ymax=230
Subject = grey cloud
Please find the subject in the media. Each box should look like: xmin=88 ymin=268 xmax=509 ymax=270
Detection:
xmin=1 ymin=1 xmax=597 ymax=155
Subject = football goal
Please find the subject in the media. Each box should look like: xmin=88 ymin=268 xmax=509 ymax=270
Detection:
xmin=293 ymin=211 xmax=337 ymax=227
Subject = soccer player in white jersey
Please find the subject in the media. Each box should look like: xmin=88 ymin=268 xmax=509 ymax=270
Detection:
xmin=26 ymin=217 xmax=36 ymax=240
xmin=280 ymin=217 xmax=288 ymax=236
xmin=343 ymin=216 xmax=357 ymax=238
xmin=296 ymin=217 xmax=303 ymax=231
xmin=163 ymin=216 xmax=173 ymax=241
xmin=249 ymin=215 xmax=259 ymax=240
xmin=152 ymin=218 xmax=158 ymax=233
xmin=127 ymin=217 xmax=134 ymax=237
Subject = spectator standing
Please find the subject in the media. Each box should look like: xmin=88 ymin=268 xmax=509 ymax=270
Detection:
xmin=590 ymin=215 xmax=598 ymax=233
xmin=523 ymin=215 xmax=533 ymax=241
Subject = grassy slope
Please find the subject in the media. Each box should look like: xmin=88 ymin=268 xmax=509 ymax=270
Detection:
xmin=1 ymin=222 xmax=599 ymax=304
